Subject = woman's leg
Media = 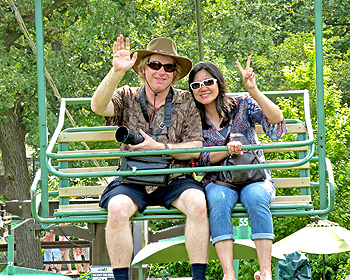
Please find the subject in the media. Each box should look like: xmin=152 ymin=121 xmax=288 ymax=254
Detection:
xmin=254 ymin=239 xmax=273 ymax=280
xmin=214 ymin=240 xmax=234 ymax=280
xmin=64 ymin=249 xmax=72 ymax=273
xmin=57 ymin=250 xmax=64 ymax=272
xmin=205 ymin=183 xmax=239 ymax=280
xmin=240 ymin=181 xmax=275 ymax=280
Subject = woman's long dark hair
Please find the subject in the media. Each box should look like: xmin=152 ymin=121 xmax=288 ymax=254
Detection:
xmin=188 ymin=61 xmax=237 ymax=130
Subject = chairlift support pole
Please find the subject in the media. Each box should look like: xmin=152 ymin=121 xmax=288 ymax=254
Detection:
xmin=34 ymin=0 xmax=49 ymax=220
xmin=194 ymin=0 xmax=204 ymax=61
xmin=315 ymin=0 xmax=327 ymax=215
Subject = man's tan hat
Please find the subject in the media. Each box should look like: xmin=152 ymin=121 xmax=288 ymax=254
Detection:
xmin=131 ymin=37 xmax=192 ymax=80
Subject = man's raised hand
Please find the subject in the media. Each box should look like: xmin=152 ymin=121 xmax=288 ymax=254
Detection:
xmin=113 ymin=34 xmax=137 ymax=73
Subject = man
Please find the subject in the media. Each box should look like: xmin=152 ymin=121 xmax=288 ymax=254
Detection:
xmin=91 ymin=35 xmax=209 ymax=280
xmin=254 ymin=271 xmax=261 ymax=280
xmin=40 ymin=230 xmax=61 ymax=273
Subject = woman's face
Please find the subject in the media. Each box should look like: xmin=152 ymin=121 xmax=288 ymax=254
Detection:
xmin=191 ymin=69 xmax=219 ymax=106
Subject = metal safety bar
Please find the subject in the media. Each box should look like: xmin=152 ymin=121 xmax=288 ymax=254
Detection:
xmin=30 ymin=89 xmax=335 ymax=223
xmin=44 ymin=90 xmax=314 ymax=178
xmin=30 ymin=156 xmax=335 ymax=223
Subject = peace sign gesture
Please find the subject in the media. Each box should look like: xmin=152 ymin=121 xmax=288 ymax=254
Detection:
xmin=112 ymin=35 xmax=137 ymax=73
xmin=236 ymin=56 xmax=257 ymax=92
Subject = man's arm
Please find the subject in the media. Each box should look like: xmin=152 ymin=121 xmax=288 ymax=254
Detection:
xmin=91 ymin=68 xmax=125 ymax=116
xmin=130 ymin=130 xmax=202 ymax=160
xmin=91 ymin=35 xmax=137 ymax=116
xmin=162 ymin=141 xmax=202 ymax=160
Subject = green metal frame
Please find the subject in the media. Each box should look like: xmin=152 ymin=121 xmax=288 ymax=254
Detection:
xmin=30 ymin=88 xmax=335 ymax=224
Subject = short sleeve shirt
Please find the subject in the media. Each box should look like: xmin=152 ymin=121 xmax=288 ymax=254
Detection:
xmin=105 ymin=85 xmax=203 ymax=180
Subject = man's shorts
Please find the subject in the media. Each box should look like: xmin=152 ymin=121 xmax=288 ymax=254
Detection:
xmin=43 ymin=249 xmax=52 ymax=266
xmin=52 ymin=248 xmax=61 ymax=261
xmin=99 ymin=177 xmax=204 ymax=212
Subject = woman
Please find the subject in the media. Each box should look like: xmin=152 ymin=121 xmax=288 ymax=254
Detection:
xmin=188 ymin=58 xmax=287 ymax=280
xmin=57 ymin=224 xmax=73 ymax=274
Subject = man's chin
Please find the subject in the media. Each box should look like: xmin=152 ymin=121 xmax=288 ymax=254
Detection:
xmin=152 ymin=84 xmax=171 ymax=93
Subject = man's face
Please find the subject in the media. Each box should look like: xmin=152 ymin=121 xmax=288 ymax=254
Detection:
xmin=254 ymin=275 xmax=260 ymax=280
xmin=144 ymin=54 xmax=175 ymax=94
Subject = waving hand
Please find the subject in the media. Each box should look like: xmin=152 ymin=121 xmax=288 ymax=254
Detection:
xmin=113 ymin=35 xmax=138 ymax=72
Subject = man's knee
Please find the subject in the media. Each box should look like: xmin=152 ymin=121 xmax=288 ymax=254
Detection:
xmin=182 ymin=189 xmax=207 ymax=218
xmin=107 ymin=195 xmax=137 ymax=224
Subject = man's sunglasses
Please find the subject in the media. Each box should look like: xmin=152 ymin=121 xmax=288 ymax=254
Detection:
xmin=190 ymin=78 xmax=217 ymax=90
xmin=147 ymin=61 xmax=176 ymax=73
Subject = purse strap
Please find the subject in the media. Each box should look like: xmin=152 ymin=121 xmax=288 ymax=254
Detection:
xmin=139 ymin=86 xmax=174 ymax=139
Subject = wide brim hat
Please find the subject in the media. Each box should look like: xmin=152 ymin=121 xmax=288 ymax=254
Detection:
xmin=131 ymin=37 xmax=193 ymax=80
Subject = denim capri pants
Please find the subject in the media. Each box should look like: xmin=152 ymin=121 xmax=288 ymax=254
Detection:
xmin=205 ymin=180 xmax=275 ymax=245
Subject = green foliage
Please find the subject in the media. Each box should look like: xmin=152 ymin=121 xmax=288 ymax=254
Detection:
xmin=206 ymin=260 xmax=224 ymax=280
xmin=147 ymin=261 xmax=191 ymax=278
xmin=2 ymin=0 xmax=350 ymax=278
xmin=236 ymin=259 xmax=260 ymax=280
xmin=307 ymin=252 xmax=350 ymax=280
xmin=148 ymin=220 xmax=185 ymax=232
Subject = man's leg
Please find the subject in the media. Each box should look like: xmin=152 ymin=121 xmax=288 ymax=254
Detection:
xmin=172 ymin=188 xmax=209 ymax=279
xmin=43 ymin=249 xmax=51 ymax=271
xmin=106 ymin=194 xmax=138 ymax=279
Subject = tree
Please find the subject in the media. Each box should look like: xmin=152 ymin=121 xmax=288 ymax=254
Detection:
xmin=1 ymin=0 xmax=43 ymax=268
xmin=0 ymin=0 xmax=96 ymax=269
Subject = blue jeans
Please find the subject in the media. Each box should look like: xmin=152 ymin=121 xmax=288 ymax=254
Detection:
xmin=205 ymin=180 xmax=275 ymax=245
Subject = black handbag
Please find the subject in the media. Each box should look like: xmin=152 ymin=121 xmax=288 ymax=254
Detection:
xmin=215 ymin=133 xmax=266 ymax=190
xmin=119 ymin=155 xmax=173 ymax=187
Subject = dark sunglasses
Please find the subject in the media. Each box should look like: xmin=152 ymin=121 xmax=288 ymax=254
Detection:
xmin=147 ymin=61 xmax=176 ymax=73
xmin=190 ymin=78 xmax=217 ymax=90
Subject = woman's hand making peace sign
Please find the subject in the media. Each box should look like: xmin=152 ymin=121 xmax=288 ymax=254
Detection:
xmin=236 ymin=56 xmax=257 ymax=92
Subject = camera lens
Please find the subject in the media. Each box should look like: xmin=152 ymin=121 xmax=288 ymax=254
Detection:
xmin=115 ymin=126 xmax=144 ymax=145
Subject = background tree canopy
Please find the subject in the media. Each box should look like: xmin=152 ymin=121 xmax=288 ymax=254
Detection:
xmin=1 ymin=0 xmax=350 ymax=278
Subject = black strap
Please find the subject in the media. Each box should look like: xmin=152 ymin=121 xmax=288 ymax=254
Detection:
xmin=139 ymin=86 xmax=150 ymax=123
xmin=139 ymin=86 xmax=173 ymax=139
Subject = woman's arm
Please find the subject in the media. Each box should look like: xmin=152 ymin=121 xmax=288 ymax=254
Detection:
xmin=236 ymin=57 xmax=284 ymax=124
xmin=206 ymin=140 xmax=243 ymax=164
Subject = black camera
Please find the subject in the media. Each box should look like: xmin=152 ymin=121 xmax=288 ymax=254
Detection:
xmin=115 ymin=126 xmax=157 ymax=145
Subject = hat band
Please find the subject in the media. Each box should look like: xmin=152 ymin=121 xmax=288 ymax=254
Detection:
xmin=152 ymin=49 xmax=176 ymax=56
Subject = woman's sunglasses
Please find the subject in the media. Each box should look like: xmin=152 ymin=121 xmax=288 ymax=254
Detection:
xmin=147 ymin=61 xmax=176 ymax=73
xmin=190 ymin=78 xmax=217 ymax=90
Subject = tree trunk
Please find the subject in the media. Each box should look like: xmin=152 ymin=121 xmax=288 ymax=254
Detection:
xmin=0 ymin=105 xmax=42 ymax=269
